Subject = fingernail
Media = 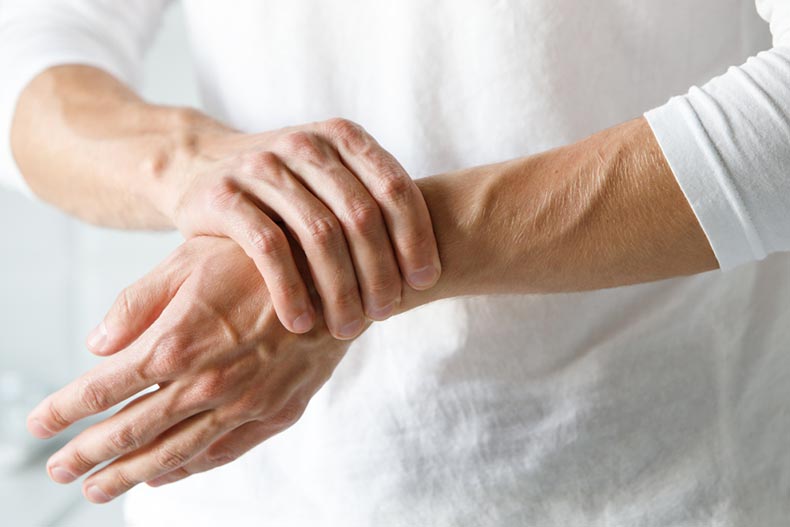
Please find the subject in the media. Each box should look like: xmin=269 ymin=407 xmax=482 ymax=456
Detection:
xmin=86 ymin=322 xmax=108 ymax=352
xmin=368 ymin=302 xmax=395 ymax=320
xmin=50 ymin=466 xmax=76 ymax=484
xmin=28 ymin=418 xmax=52 ymax=438
xmin=408 ymin=265 xmax=439 ymax=289
xmin=85 ymin=485 xmax=112 ymax=504
xmin=292 ymin=312 xmax=314 ymax=333
xmin=338 ymin=319 xmax=364 ymax=339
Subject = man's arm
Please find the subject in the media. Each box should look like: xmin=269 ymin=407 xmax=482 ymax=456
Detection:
xmin=36 ymin=38 xmax=790 ymax=497
xmin=12 ymin=64 xmax=444 ymax=339
xmin=400 ymin=116 xmax=718 ymax=312
xmin=27 ymin=116 xmax=718 ymax=503
xmin=11 ymin=65 xmax=220 ymax=228
xmin=408 ymin=1 xmax=790 ymax=304
xmin=4 ymin=0 xmax=443 ymax=338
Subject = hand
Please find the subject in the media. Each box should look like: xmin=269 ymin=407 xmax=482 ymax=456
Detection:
xmin=141 ymin=117 xmax=441 ymax=340
xmin=15 ymin=66 xmax=440 ymax=340
xmin=28 ymin=236 xmax=353 ymax=503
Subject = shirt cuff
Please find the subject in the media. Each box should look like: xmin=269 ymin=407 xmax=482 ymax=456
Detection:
xmin=644 ymin=96 xmax=765 ymax=271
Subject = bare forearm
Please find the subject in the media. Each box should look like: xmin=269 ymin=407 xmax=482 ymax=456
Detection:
xmin=13 ymin=65 xmax=447 ymax=339
xmin=404 ymin=117 xmax=718 ymax=311
xmin=13 ymin=70 xmax=713 ymax=309
xmin=11 ymin=65 xmax=228 ymax=228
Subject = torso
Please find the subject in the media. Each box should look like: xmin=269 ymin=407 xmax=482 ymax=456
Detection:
xmin=126 ymin=2 xmax=790 ymax=525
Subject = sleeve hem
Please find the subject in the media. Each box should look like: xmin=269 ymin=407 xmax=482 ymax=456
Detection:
xmin=644 ymin=97 xmax=764 ymax=271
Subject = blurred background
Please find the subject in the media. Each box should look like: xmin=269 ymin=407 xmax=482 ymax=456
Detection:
xmin=0 ymin=3 xmax=196 ymax=525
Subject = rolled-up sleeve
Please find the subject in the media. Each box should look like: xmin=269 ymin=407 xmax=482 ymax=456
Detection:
xmin=644 ymin=1 xmax=790 ymax=271
xmin=0 ymin=0 xmax=171 ymax=195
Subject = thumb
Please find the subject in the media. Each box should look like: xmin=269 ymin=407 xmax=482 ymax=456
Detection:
xmin=86 ymin=263 xmax=188 ymax=356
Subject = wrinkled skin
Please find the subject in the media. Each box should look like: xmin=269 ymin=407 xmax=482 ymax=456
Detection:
xmin=28 ymin=236 xmax=353 ymax=503
xmin=168 ymin=117 xmax=441 ymax=338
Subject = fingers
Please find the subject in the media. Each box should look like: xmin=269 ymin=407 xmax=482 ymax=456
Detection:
xmin=45 ymin=381 xmax=210 ymax=484
xmin=238 ymin=155 xmax=367 ymax=339
xmin=318 ymin=118 xmax=442 ymax=290
xmin=80 ymin=409 xmax=226 ymax=503
xmin=86 ymin=259 xmax=187 ymax=356
xmin=276 ymin=131 xmax=402 ymax=321
xmin=146 ymin=399 xmax=305 ymax=487
xmin=205 ymin=178 xmax=316 ymax=334
xmin=145 ymin=419 xmax=275 ymax=487
xmin=26 ymin=331 xmax=168 ymax=438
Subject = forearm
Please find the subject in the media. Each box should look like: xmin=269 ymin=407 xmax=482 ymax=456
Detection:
xmin=11 ymin=65 xmax=228 ymax=228
xmin=13 ymin=65 xmax=446 ymax=338
xmin=404 ymin=117 xmax=718 ymax=311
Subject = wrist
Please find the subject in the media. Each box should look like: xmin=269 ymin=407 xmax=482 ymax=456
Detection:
xmin=400 ymin=155 xmax=546 ymax=314
xmin=140 ymin=105 xmax=234 ymax=225
xmin=398 ymin=166 xmax=500 ymax=312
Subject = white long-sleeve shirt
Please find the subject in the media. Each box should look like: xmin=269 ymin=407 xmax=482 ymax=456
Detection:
xmin=2 ymin=1 xmax=790 ymax=526
xmin=645 ymin=2 xmax=790 ymax=270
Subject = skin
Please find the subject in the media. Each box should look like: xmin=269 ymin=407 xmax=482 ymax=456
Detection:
xmin=33 ymin=236 xmax=351 ymax=502
xmin=12 ymin=66 xmax=441 ymax=340
xmin=16 ymin=68 xmax=719 ymax=504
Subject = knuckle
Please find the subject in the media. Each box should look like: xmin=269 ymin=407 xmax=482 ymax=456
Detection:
xmin=400 ymin=226 xmax=435 ymax=256
xmin=333 ymin=283 xmax=361 ymax=309
xmin=113 ymin=468 xmax=138 ymax=490
xmin=108 ymin=425 xmax=141 ymax=453
xmin=192 ymin=370 xmax=227 ymax=401
xmin=369 ymin=149 xmax=403 ymax=173
xmin=225 ymin=396 xmax=260 ymax=424
xmin=71 ymin=448 xmax=95 ymax=471
xmin=77 ymin=379 xmax=112 ymax=413
xmin=325 ymin=117 xmax=357 ymax=134
xmin=281 ymin=131 xmax=323 ymax=161
xmin=270 ymin=273 xmax=304 ymax=302
xmin=46 ymin=400 xmax=70 ymax=430
xmin=206 ymin=178 xmax=240 ymax=212
xmin=365 ymin=273 xmax=399 ymax=297
xmin=113 ymin=287 xmax=138 ymax=322
xmin=238 ymin=151 xmax=281 ymax=177
xmin=148 ymin=333 xmax=191 ymax=377
xmin=342 ymin=200 xmax=381 ymax=234
xmin=325 ymin=118 xmax=367 ymax=153
xmin=376 ymin=174 xmax=414 ymax=205
xmin=305 ymin=215 xmax=342 ymax=249
xmin=247 ymin=226 xmax=287 ymax=258
xmin=155 ymin=445 xmax=190 ymax=471
xmin=269 ymin=402 xmax=305 ymax=430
